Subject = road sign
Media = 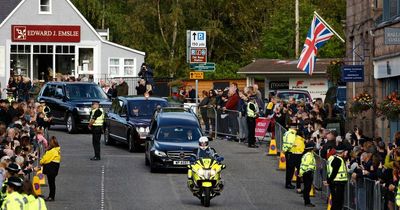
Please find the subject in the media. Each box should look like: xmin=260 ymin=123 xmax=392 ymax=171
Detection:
xmin=190 ymin=31 xmax=206 ymax=48
xmin=341 ymin=65 xmax=364 ymax=82
xmin=189 ymin=62 xmax=215 ymax=71
xmin=190 ymin=48 xmax=207 ymax=63
xmin=190 ymin=72 xmax=204 ymax=79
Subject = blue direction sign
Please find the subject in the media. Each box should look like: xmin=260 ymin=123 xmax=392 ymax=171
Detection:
xmin=341 ymin=65 xmax=364 ymax=82
xmin=189 ymin=62 xmax=216 ymax=71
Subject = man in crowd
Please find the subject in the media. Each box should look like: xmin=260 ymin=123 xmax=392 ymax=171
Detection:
xmin=246 ymin=89 xmax=259 ymax=148
xmin=116 ymin=78 xmax=129 ymax=96
xmin=283 ymin=123 xmax=298 ymax=189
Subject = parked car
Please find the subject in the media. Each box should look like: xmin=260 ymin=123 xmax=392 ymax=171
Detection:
xmin=275 ymin=89 xmax=312 ymax=102
xmin=37 ymin=82 xmax=111 ymax=133
xmin=145 ymin=112 xmax=203 ymax=172
xmin=104 ymin=97 xmax=169 ymax=152
xmin=324 ymin=86 xmax=347 ymax=115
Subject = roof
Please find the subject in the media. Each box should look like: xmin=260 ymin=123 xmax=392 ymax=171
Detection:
xmin=238 ymin=59 xmax=334 ymax=75
xmin=0 ymin=0 xmax=21 ymax=24
xmin=157 ymin=112 xmax=200 ymax=127
xmin=0 ymin=0 xmax=145 ymax=56
xmin=123 ymin=96 xmax=168 ymax=102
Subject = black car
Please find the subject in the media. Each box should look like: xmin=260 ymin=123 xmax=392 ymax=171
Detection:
xmin=104 ymin=97 xmax=169 ymax=152
xmin=145 ymin=112 xmax=203 ymax=172
xmin=37 ymin=82 xmax=111 ymax=133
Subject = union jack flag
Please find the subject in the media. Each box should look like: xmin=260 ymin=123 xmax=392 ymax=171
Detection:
xmin=297 ymin=15 xmax=334 ymax=75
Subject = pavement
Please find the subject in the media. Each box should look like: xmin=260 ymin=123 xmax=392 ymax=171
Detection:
xmin=44 ymin=125 xmax=327 ymax=210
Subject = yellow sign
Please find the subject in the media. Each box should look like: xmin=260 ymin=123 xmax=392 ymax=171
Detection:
xmin=190 ymin=71 xmax=204 ymax=79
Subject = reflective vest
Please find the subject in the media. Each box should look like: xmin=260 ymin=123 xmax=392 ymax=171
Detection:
xmin=246 ymin=101 xmax=258 ymax=118
xmin=25 ymin=194 xmax=47 ymax=210
xmin=0 ymin=178 xmax=8 ymax=205
xmin=282 ymin=129 xmax=296 ymax=152
xmin=396 ymin=179 xmax=400 ymax=206
xmin=1 ymin=191 xmax=27 ymax=210
xmin=299 ymin=152 xmax=316 ymax=176
xmin=327 ymin=155 xmax=348 ymax=182
xmin=290 ymin=135 xmax=305 ymax=154
xmin=91 ymin=108 xmax=104 ymax=126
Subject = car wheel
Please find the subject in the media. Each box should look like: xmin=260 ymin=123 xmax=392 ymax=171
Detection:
xmin=104 ymin=127 xmax=114 ymax=145
xmin=145 ymin=155 xmax=150 ymax=166
xmin=66 ymin=114 xmax=77 ymax=134
xmin=128 ymin=133 xmax=135 ymax=153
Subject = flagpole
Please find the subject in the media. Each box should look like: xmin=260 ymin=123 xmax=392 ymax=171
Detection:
xmin=314 ymin=11 xmax=345 ymax=43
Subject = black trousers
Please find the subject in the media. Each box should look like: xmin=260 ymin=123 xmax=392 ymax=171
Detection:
xmin=292 ymin=154 xmax=303 ymax=189
xmin=285 ymin=152 xmax=294 ymax=186
xmin=92 ymin=126 xmax=102 ymax=158
xmin=330 ymin=182 xmax=346 ymax=210
xmin=246 ymin=117 xmax=256 ymax=146
xmin=302 ymin=171 xmax=314 ymax=205
xmin=47 ymin=174 xmax=56 ymax=199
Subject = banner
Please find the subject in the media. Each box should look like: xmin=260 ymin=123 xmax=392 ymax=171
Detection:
xmin=255 ymin=117 xmax=271 ymax=137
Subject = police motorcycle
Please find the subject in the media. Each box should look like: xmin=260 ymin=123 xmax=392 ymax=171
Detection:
xmin=187 ymin=137 xmax=226 ymax=207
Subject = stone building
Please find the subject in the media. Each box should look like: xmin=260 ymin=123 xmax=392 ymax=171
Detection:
xmin=347 ymin=0 xmax=400 ymax=140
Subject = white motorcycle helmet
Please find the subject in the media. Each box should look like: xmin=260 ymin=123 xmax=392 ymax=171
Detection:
xmin=199 ymin=136 xmax=209 ymax=150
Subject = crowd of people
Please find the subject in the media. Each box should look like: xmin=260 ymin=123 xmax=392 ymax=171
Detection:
xmin=0 ymin=75 xmax=67 ymax=209
xmin=195 ymin=82 xmax=400 ymax=209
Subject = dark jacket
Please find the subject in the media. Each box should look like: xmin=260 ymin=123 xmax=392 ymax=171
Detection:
xmin=138 ymin=67 xmax=154 ymax=85
xmin=116 ymin=82 xmax=129 ymax=96
xmin=136 ymin=84 xmax=146 ymax=95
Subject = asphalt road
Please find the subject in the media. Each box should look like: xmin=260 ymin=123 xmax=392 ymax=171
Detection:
xmin=44 ymin=125 xmax=327 ymax=210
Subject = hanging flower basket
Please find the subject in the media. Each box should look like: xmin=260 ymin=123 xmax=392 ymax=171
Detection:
xmin=350 ymin=93 xmax=373 ymax=115
xmin=378 ymin=91 xmax=400 ymax=120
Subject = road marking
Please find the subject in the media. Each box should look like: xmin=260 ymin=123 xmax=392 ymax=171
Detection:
xmin=101 ymin=165 xmax=105 ymax=210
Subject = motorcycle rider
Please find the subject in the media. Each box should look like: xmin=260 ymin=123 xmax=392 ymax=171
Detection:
xmin=195 ymin=136 xmax=219 ymax=159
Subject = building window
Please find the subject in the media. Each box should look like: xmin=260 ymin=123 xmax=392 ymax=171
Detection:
xmin=108 ymin=58 xmax=136 ymax=77
xmin=383 ymin=0 xmax=400 ymax=21
xmin=10 ymin=45 xmax=31 ymax=77
xmin=39 ymin=0 xmax=51 ymax=14
xmin=109 ymin=58 xmax=120 ymax=76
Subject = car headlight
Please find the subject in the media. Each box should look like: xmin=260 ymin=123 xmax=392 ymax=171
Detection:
xmin=77 ymin=107 xmax=90 ymax=113
xmin=210 ymin=169 xmax=217 ymax=177
xmin=197 ymin=169 xmax=215 ymax=179
xmin=154 ymin=150 xmax=167 ymax=157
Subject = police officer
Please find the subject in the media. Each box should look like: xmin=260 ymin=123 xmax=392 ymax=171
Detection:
xmin=291 ymin=130 xmax=305 ymax=193
xmin=246 ymin=93 xmax=259 ymax=148
xmin=299 ymin=142 xmax=316 ymax=207
xmin=324 ymin=144 xmax=348 ymax=210
xmin=88 ymin=100 xmax=104 ymax=161
xmin=0 ymin=163 xmax=22 ymax=205
xmin=1 ymin=176 xmax=27 ymax=210
xmin=283 ymin=123 xmax=297 ymax=189
xmin=6 ymin=91 xmax=15 ymax=104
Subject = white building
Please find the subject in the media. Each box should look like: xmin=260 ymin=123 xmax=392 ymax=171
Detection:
xmin=0 ymin=0 xmax=145 ymax=88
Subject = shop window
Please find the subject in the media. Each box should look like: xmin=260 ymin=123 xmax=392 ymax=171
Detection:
xmin=39 ymin=0 xmax=51 ymax=14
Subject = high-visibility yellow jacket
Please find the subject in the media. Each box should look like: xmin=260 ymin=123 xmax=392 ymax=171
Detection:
xmin=299 ymin=151 xmax=316 ymax=176
xmin=1 ymin=191 xmax=27 ymax=210
xmin=290 ymin=135 xmax=305 ymax=154
xmin=282 ymin=129 xmax=296 ymax=152
xmin=25 ymin=194 xmax=47 ymax=210
xmin=40 ymin=147 xmax=61 ymax=165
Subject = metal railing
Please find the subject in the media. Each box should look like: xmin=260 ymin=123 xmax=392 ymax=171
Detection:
xmin=274 ymin=122 xmax=287 ymax=152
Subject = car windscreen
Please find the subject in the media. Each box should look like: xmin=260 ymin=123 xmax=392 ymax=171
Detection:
xmin=129 ymin=100 xmax=168 ymax=117
xmin=277 ymin=92 xmax=309 ymax=102
xmin=337 ymin=88 xmax=346 ymax=101
xmin=156 ymin=126 xmax=201 ymax=142
xmin=65 ymin=84 xmax=108 ymax=100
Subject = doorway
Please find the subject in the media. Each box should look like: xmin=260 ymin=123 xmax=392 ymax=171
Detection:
xmin=33 ymin=54 xmax=53 ymax=81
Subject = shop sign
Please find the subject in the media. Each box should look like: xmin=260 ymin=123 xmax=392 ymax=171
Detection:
xmin=12 ymin=25 xmax=81 ymax=42
xmin=269 ymin=81 xmax=289 ymax=90
xmin=385 ymin=28 xmax=400 ymax=45
xmin=341 ymin=65 xmax=364 ymax=82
